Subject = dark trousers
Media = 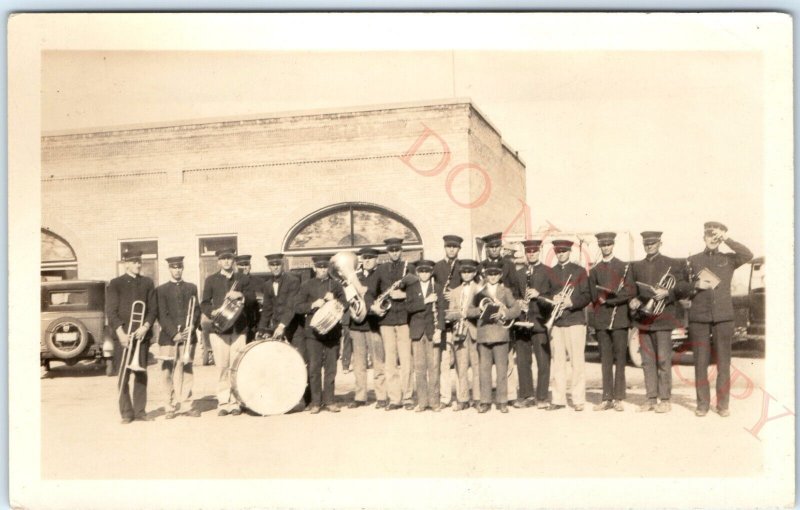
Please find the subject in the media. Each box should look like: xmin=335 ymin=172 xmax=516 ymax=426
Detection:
xmin=690 ymin=320 xmax=734 ymax=411
xmin=597 ymin=328 xmax=628 ymax=401
xmin=515 ymin=332 xmax=534 ymax=400
xmin=118 ymin=338 xmax=148 ymax=419
xmin=516 ymin=331 xmax=551 ymax=402
xmin=307 ymin=331 xmax=340 ymax=407
xmin=291 ymin=326 xmax=311 ymax=405
xmin=412 ymin=335 xmax=442 ymax=408
xmin=341 ymin=325 xmax=353 ymax=370
xmin=478 ymin=342 xmax=509 ymax=404
xmin=532 ymin=333 xmax=551 ymax=402
xmin=639 ymin=330 xmax=673 ymax=402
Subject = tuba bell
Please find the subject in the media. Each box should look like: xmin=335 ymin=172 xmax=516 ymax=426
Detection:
xmin=329 ymin=251 xmax=368 ymax=323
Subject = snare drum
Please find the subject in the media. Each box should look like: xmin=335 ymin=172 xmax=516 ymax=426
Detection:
xmin=230 ymin=340 xmax=307 ymax=416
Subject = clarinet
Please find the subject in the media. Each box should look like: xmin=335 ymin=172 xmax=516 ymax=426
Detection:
xmin=608 ymin=263 xmax=630 ymax=330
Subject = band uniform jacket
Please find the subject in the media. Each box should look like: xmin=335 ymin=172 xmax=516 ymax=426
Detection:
xmin=294 ymin=277 xmax=347 ymax=339
xmin=685 ymin=238 xmax=753 ymax=323
xmin=200 ymin=271 xmax=256 ymax=335
xmin=156 ymin=280 xmax=201 ymax=346
xmin=466 ymin=283 xmax=521 ymax=344
xmin=589 ymin=258 xmax=636 ymax=330
xmin=241 ymin=273 xmax=265 ymax=331
xmin=369 ymin=259 xmax=416 ymax=327
xmin=543 ymin=262 xmax=592 ymax=328
xmin=349 ymin=268 xmax=379 ymax=332
xmin=630 ymin=253 xmax=691 ymax=332
xmin=257 ymin=271 xmax=301 ymax=332
xmin=405 ymin=279 xmax=446 ymax=341
xmin=444 ymin=281 xmax=482 ymax=342
xmin=478 ymin=256 xmax=520 ymax=297
xmin=106 ymin=273 xmax=158 ymax=340
xmin=433 ymin=258 xmax=462 ymax=290
xmin=514 ymin=262 xmax=555 ymax=333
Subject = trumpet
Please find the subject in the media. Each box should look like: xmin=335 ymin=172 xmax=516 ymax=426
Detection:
xmin=117 ymin=300 xmax=147 ymax=397
xmin=608 ymin=264 xmax=630 ymax=329
xmin=543 ymin=275 xmax=573 ymax=333
xmin=634 ymin=267 xmax=676 ymax=319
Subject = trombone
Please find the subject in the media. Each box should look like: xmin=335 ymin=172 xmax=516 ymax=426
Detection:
xmin=181 ymin=296 xmax=197 ymax=364
xmin=117 ymin=300 xmax=147 ymax=398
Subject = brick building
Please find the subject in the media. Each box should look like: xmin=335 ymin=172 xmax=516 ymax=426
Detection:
xmin=41 ymin=99 xmax=527 ymax=289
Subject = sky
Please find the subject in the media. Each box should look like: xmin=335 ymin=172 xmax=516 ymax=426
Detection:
xmin=42 ymin=50 xmax=765 ymax=259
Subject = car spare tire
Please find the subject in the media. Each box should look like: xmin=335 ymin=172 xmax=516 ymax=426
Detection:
xmin=45 ymin=317 xmax=89 ymax=360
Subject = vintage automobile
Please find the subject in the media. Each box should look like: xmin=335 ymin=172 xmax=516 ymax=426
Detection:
xmin=733 ymin=256 xmax=765 ymax=347
xmin=41 ymin=280 xmax=113 ymax=375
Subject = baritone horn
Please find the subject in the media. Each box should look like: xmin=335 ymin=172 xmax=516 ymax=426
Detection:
xmin=329 ymin=251 xmax=368 ymax=323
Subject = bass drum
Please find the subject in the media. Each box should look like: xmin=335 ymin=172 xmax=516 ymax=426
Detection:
xmin=231 ymin=340 xmax=307 ymax=416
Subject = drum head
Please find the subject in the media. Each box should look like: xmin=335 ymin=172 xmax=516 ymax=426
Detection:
xmin=231 ymin=340 xmax=307 ymax=416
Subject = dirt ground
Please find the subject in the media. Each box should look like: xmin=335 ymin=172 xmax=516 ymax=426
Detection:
xmin=41 ymin=344 xmax=768 ymax=480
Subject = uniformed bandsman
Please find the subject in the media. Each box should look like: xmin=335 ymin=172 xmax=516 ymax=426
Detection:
xmin=480 ymin=232 xmax=520 ymax=406
xmin=470 ymin=260 xmax=521 ymax=413
xmin=545 ymin=240 xmax=592 ymax=411
xmin=513 ymin=239 xmax=554 ymax=409
xmin=200 ymin=248 xmax=256 ymax=417
xmin=443 ymin=259 xmax=482 ymax=411
xmin=235 ymin=254 xmax=264 ymax=343
xmin=589 ymin=233 xmax=636 ymax=412
xmin=155 ymin=256 xmax=201 ymax=419
xmin=686 ymin=222 xmax=753 ymax=417
xmin=295 ymin=255 xmax=347 ymax=414
xmin=369 ymin=238 xmax=416 ymax=411
xmin=433 ymin=234 xmax=463 ymax=408
xmin=257 ymin=253 xmax=301 ymax=342
xmin=106 ymin=249 xmax=157 ymax=424
xmin=348 ymin=247 xmax=386 ymax=409
xmin=629 ymin=231 xmax=691 ymax=414
xmin=406 ymin=259 xmax=447 ymax=412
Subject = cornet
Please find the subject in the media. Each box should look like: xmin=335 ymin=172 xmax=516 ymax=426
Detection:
xmin=634 ymin=267 xmax=676 ymax=319
xmin=541 ymin=275 xmax=573 ymax=333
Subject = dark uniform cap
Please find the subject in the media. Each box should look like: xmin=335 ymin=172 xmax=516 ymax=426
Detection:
xmin=384 ymin=237 xmax=404 ymax=249
xmin=483 ymin=232 xmax=503 ymax=247
xmin=443 ymin=235 xmax=464 ymax=247
xmin=235 ymin=255 xmax=252 ymax=265
xmin=265 ymin=253 xmax=284 ymax=263
xmin=483 ymin=260 xmax=504 ymax=274
xmin=595 ymin=232 xmax=617 ymax=246
xmin=521 ymin=239 xmax=542 ymax=252
xmin=216 ymin=248 xmax=235 ymax=259
xmin=165 ymin=256 xmax=184 ymax=267
xmin=122 ymin=249 xmax=143 ymax=262
xmin=416 ymin=259 xmax=435 ymax=271
xmin=640 ymin=231 xmax=663 ymax=244
xmin=703 ymin=221 xmax=728 ymax=233
xmin=459 ymin=259 xmax=479 ymax=272
xmin=357 ymin=247 xmax=380 ymax=259
xmin=312 ymin=255 xmax=331 ymax=267
xmin=552 ymin=240 xmax=574 ymax=252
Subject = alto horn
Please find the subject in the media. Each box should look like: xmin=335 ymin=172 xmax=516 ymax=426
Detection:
xmin=329 ymin=251 xmax=368 ymax=322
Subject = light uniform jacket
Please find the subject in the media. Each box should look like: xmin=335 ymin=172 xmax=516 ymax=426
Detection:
xmin=467 ymin=283 xmax=521 ymax=344
xmin=444 ymin=280 xmax=482 ymax=342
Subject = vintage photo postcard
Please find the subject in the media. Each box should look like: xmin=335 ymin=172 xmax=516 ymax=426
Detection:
xmin=7 ymin=12 xmax=794 ymax=510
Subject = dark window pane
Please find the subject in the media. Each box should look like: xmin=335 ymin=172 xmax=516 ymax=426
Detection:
xmin=199 ymin=236 xmax=237 ymax=257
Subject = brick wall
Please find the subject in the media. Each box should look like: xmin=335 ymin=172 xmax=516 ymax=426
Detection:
xmin=42 ymin=100 xmax=526 ymax=286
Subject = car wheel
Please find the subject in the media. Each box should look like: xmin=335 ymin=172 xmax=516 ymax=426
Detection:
xmin=44 ymin=317 xmax=89 ymax=360
xmin=627 ymin=328 xmax=643 ymax=368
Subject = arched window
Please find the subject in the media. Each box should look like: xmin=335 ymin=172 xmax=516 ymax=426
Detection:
xmin=41 ymin=229 xmax=78 ymax=280
xmin=284 ymin=203 xmax=423 ymax=267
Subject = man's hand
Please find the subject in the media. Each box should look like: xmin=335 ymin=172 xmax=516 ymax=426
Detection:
xmin=370 ymin=302 xmax=383 ymax=315
xmin=629 ymin=297 xmax=641 ymax=310
xmin=424 ymin=294 xmax=437 ymax=304
xmin=323 ymin=292 xmax=334 ymax=302
xmin=432 ymin=330 xmax=442 ymax=344
xmin=273 ymin=324 xmax=286 ymax=339
xmin=443 ymin=288 xmax=452 ymax=301
xmin=653 ymin=288 xmax=669 ymax=300
xmin=226 ymin=290 xmax=244 ymax=300
xmin=389 ymin=289 xmax=406 ymax=300
xmin=561 ymin=296 xmax=573 ymax=309
xmin=311 ymin=298 xmax=325 ymax=310
xmin=525 ymin=288 xmax=540 ymax=300
xmin=173 ymin=331 xmax=184 ymax=343
xmin=116 ymin=327 xmax=130 ymax=348
xmin=133 ymin=325 xmax=149 ymax=341
xmin=256 ymin=329 xmax=269 ymax=340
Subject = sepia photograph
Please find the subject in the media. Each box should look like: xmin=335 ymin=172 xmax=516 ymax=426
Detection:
xmin=8 ymin=12 xmax=795 ymax=509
